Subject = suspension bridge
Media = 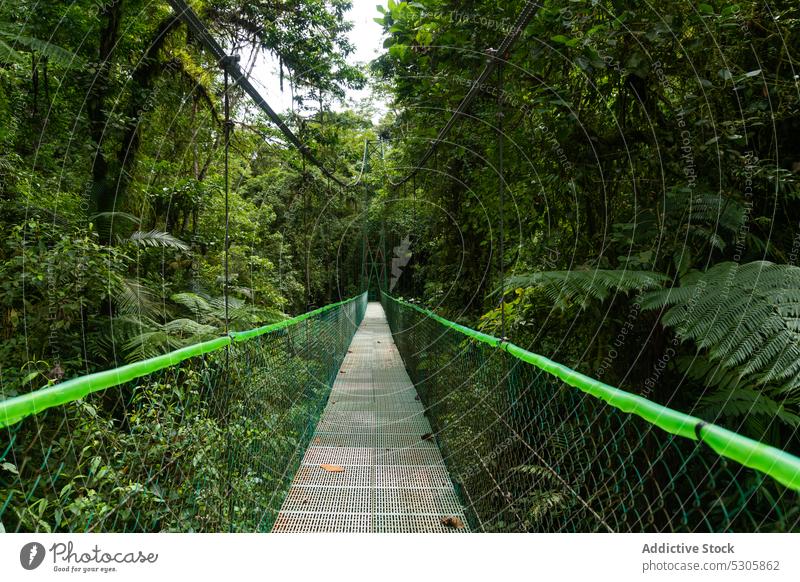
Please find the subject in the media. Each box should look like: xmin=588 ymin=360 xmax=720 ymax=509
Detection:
xmin=2 ymin=1 xmax=800 ymax=534
xmin=1 ymin=291 xmax=799 ymax=532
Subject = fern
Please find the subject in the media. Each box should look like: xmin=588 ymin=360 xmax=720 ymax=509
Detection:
xmin=698 ymin=387 xmax=800 ymax=429
xmin=171 ymin=292 xmax=283 ymax=330
xmin=0 ymin=24 xmax=84 ymax=67
xmin=123 ymin=318 xmax=217 ymax=362
xmin=643 ymin=261 xmax=800 ymax=393
xmin=128 ymin=230 xmax=189 ymax=252
xmin=505 ymin=268 xmax=668 ymax=309
xmin=518 ymin=489 xmax=569 ymax=524
xmin=114 ymin=278 xmax=161 ymax=320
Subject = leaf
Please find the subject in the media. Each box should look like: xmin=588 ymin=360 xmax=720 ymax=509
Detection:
xmin=643 ymin=261 xmax=800 ymax=392
xmin=504 ymin=269 xmax=668 ymax=309
xmin=744 ymin=69 xmax=762 ymax=77
xmin=320 ymin=464 xmax=344 ymax=472
xmin=440 ymin=516 xmax=465 ymax=529
xmin=128 ymin=230 xmax=189 ymax=251
xmin=0 ymin=25 xmax=85 ymax=67
xmin=1 ymin=462 xmax=18 ymax=475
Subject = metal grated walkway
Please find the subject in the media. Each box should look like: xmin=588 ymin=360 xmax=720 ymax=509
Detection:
xmin=272 ymin=302 xmax=470 ymax=532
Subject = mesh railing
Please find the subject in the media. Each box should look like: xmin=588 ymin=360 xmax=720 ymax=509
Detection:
xmin=381 ymin=292 xmax=800 ymax=533
xmin=0 ymin=293 xmax=367 ymax=532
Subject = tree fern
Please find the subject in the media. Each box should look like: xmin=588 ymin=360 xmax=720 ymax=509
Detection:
xmin=505 ymin=268 xmax=668 ymax=309
xmin=643 ymin=261 xmax=800 ymax=393
xmin=698 ymin=386 xmax=800 ymax=429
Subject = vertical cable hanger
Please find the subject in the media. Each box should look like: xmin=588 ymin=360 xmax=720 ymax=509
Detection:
xmin=222 ymin=55 xmax=239 ymax=334
xmin=498 ymin=62 xmax=506 ymax=340
xmin=221 ymin=53 xmax=238 ymax=533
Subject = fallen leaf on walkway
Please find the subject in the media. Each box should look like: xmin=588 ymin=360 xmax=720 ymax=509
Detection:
xmin=414 ymin=395 xmax=420 ymax=401
xmin=421 ymin=433 xmax=434 ymax=441
xmin=339 ymin=370 xmax=346 ymax=374
xmin=313 ymin=437 xmax=321 ymax=444
xmin=440 ymin=516 xmax=464 ymax=529
xmin=320 ymin=464 xmax=344 ymax=472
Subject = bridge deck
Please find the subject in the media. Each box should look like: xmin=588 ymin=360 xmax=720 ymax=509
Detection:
xmin=273 ymin=302 xmax=469 ymax=532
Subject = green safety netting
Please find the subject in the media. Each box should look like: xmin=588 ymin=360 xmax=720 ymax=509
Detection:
xmin=0 ymin=293 xmax=367 ymax=532
xmin=381 ymin=292 xmax=800 ymax=532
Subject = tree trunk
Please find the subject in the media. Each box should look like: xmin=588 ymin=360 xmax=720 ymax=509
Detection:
xmin=87 ymin=0 xmax=123 ymax=230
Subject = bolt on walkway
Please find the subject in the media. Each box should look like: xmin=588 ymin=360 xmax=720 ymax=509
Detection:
xmin=273 ymin=302 xmax=470 ymax=532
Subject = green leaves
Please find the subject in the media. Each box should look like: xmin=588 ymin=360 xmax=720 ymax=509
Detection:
xmin=0 ymin=24 xmax=84 ymax=67
xmin=506 ymin=269 xmax=669 ymax=310
xmin=644 ymin=261 xmax=800 ymax=393
xmin=549 ymin=34 xmax=574 ymax=46
xmin=127 ymin=230 xmax=189 ymax=252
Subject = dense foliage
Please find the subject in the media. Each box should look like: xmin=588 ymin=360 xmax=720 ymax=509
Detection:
xmin=0 ymin=1 xmax=374 ymax=531
xmin=372 ymin=0 xmax=800 ymax=452
xmin=1 ymin=0 xmax=374 ymax=393
xmin=1 ymin=0 xmax=799 ymax=532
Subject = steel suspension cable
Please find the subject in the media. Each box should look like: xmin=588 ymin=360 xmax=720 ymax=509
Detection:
xmin=498 ymin=64 xmax=506 ymax=339
xmin=222 ymin=58 xmax=235 ymax=334
xmin=388 ymin=0 xmax=538 ymax=187
xmin=166 ymin=0 xmax=362 ymax=188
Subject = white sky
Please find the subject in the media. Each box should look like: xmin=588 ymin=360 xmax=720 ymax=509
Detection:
xmin=248 ymin=0 xmax=388 ymax=122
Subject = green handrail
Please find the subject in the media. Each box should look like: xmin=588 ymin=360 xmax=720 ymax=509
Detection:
xmin=382 ymin=292 xmax=800 ymax=491
xmin=0 ymin=293 xmax=367 ymax=430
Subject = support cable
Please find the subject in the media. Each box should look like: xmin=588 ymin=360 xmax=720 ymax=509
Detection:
xmin=166 ymin=0 xmax=362 ymax=187
xmin=388 ymin=0 xmax=538 ymax=187
xmin=498 ymin=64 xmax=506 ymax=340
xmin=222 ymin=57 xmax=236 ymax=334
xmin=221 ymin=54 xmax=235 ymax=531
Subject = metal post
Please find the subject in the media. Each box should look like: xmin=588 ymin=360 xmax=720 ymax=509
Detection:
xmin=221 ymin=52 xmax=238 ymax=533
xmin=223 ymin=64 xmax=232 ymax=333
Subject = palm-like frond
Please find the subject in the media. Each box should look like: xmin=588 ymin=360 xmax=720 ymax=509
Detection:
xmin=114 ymin=278 xmax=161 ymax=320
xmin=698 ymin=386 xmax=800 ymax=429
xmin=643 ymin=261 xmax=800 ymax=393
xmin=519 ymin=489 xmax=569 ymax=524
xmin=123 ymin=318 xmax=217 ymax=362
xmin=505 ymin=269 xmax=668 ymax=309
xmin=171 ymin=292 xmax=283 ymax=329
xmin=128 ymin=229 xmax=189 ymax=251
xmin=683 ymin=191 xmax=745 ymax=234
xmin=0 ymin=24 xmax=84 ymax=67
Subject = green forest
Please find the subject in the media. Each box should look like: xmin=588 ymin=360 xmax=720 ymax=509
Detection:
xmin=1 ymin=0 xmax=799 ymax=533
